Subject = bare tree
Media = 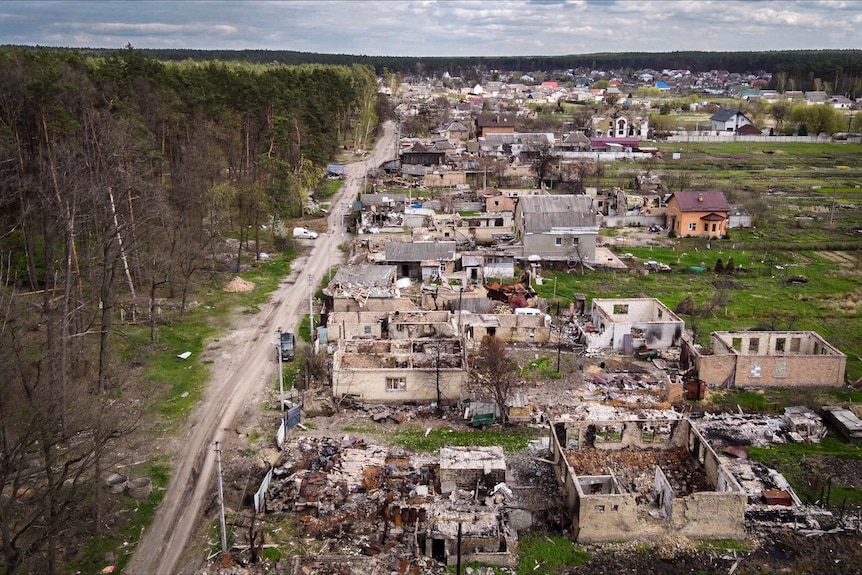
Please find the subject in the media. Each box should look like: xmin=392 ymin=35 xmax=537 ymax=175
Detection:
xmin=471 ymin=335 xmax=521 ymax=424
xmin=531 ymin=142 xmax=555 ymax=189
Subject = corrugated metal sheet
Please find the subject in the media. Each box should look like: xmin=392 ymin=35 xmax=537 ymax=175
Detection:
xmin=385 ymin=241 xmax=456 ymax=262
xmin=517 ymin=195 xmax=597 ymax=231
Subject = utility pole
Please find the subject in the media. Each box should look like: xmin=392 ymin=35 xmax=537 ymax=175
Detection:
xmin=435 ymin=342 xmax=442 ymax=416
xmin=214 ymin=442 xmax=227 ymax=553
xmin=308 ymin=274 xmax=314 ymax=345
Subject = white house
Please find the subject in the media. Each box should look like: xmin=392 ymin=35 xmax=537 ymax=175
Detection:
xmin=709 ymin=110 xmax=752 ymax=132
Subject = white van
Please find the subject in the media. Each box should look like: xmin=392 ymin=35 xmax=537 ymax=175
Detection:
xmin=292 ymin=227 xmax=318 ymax=239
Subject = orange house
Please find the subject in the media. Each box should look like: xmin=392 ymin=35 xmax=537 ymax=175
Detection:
xmin=665 ymin=191 xmax=730 ymax=238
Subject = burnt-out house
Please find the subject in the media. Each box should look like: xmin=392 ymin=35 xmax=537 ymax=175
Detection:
xmin=331 ymin=338 xmax=467 ymax=405
xmin=401 ymin=141 xmax=446 ymax=166
xmin=359 ymin=193 xmax=409 ymax=228
xmin=269 ymin=437 xmax=515 ymax=574
xmin=682 ymin=331 xmax=846 ymax=388
xmin=575 ymin=298 xmax=684 ymax=353
xmin=549 ymin=417 xmax=746 ymax=543
xmin=460 ymin=250 xmax=516 ymax=283
xmin=385 ymin=241 xmax=457 ymax=281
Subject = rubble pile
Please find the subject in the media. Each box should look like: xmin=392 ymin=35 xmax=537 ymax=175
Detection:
xmin=581 ymin=370 xmax=665 ymax=405
xmin=264 ymin=437 xmax=518 ymax=573
xmin=566 ymin=446 xmax=713 ymax=498
xmin=691 ymin=413 xmax=787 ymax=448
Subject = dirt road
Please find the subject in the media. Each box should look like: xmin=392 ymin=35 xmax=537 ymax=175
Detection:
xmin=125 ymin=122 xmax=397 ymax=575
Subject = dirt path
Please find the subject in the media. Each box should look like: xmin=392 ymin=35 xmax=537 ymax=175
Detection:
xmin=125 ymin=123 xmax=396 ymax=575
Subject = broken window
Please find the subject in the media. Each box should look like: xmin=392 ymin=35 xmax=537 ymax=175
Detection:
xmin=613 ymin=304 xmax=629 ymax=315
xmin=732 ymin=337 xmax=742 ymax=351
xmin=790 ymin=337 xmax=801 ymax=352
xmin=364 ymin=325 xmax=372 ymax=335
xmin=750 ymin=362 xmax=762 ymax=378
xmin=775 ymin=337 xmax=786 ymax=352
xmin=386 ymin=377 xmax=407 ymax=391
xmin=555 ymin=237 xmax=562 ymax=246
xmin=748 ymin=338 xmax=760 ymax=353
xmin=594 ymin=505 xmax=605 ymax=513
xmin=495 ymin=218 xmax=504 ymax=227
xmin=642 ymin=425 xmax=655 ymax=442
xmin=657 ymin=308 xmax=663 ymax=319
xmin=611 ymin=504 xmax=619 ymax=512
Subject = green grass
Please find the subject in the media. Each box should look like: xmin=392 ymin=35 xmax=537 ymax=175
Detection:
xmin=316 ymin=178 xmax=343 ymax=200
xmin=695 ymin=538 xmax=750 ymax=553
xmin=748 ymin=437 xmax=862 ymax=506
xmin=532 ymin=238 xmax=862 ymax=381
xmin=296 ymin=314 xmax=320 ymax=343
xmin=521 ymin=355 xmax=563 ymax=379
xmin=341 ymin=424 xmax=543 ymax=455
xmin=62 ymin=460 xmax=171 ymax=575
xmin=516 ymin=531 xmax=589 ymax=574
xmin=706 ymin=387 xmax=862 ymax=414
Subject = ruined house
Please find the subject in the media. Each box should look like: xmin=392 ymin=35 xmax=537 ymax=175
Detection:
xmin=431 ymin=211 xmax=513 ymax=245
xmin=385 ymin=241 xmax=457 ymax=281
xmin=575 ymin=298 xmax=684 ymax=353
xmin=459 ymin=311 xmax=552 ymax=345
xmin=682 ymin=331 xmax=846 ymax=388
xmin=269 ymin=437 xmax=515 ymax=573
xmin=359 ymin=193 xmax=409 ymax=229
xmin=331 ymin=338 xmax=467 ymax=405
xmin=513 ymin=194 xmax=599 ymax=262
xmin=327 ymin=308 xmax=451 ymax=344
xmin=549 ymin=417 xmax=747 ymax=543
xmin=324 ymin=264 xmax=411 ymax=313
xmin=460 ymin=250 xmax=516 ymax=283
xmin=439 ymin=446 xmax=507 ymax=491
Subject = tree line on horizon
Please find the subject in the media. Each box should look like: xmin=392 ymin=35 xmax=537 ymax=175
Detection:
xmin=7 ymin=45 xmax=862 ymax=97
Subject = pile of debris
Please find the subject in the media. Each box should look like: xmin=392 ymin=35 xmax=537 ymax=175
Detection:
xmin=262 ymin=436 xmax=518 ymax=572
xmin=581 ymin=370 xmax=666 ymax=405
xmin=691 ymin=412 xmax=787 ymax=448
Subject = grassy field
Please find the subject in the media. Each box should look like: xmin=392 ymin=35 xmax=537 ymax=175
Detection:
xmin=534 ymin=238 xmax=862 ymax=381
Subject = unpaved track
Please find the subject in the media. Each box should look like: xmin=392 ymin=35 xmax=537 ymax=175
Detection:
xmin=125 ymin=122 xmax=396 ymax=575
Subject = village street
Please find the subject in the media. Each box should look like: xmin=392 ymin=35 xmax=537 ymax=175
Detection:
xmin=125 ymin=122 xmax=397 ymax=575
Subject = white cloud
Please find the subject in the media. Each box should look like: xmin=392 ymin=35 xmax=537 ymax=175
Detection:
xmin=0 ymin=0 xmax=859 ymax=55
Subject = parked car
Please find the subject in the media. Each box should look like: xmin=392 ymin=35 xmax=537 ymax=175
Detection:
xmin=278 ymin=331 xmax=295 ymax=361
xmin=293 ymin=227 xmax=318 ymax=239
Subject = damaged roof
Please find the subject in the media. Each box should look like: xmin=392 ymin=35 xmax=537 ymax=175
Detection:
xmin=516 ymin=195 xmax=597 ymax=231
xmin=385 ymin=241 xmax=456 ymax=263
xmin=327 ymin=265 xmax=396 ymax=296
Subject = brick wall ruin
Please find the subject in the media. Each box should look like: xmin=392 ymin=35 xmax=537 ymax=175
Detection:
xmin=685 ymin=331 xmax=846 ymax=388
xmin=548 ymin=417 xmax=746 ymax=543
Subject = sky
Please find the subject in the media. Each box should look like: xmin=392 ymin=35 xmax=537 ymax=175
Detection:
xmin=1 ymin=0 xmax=861 ymax=57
